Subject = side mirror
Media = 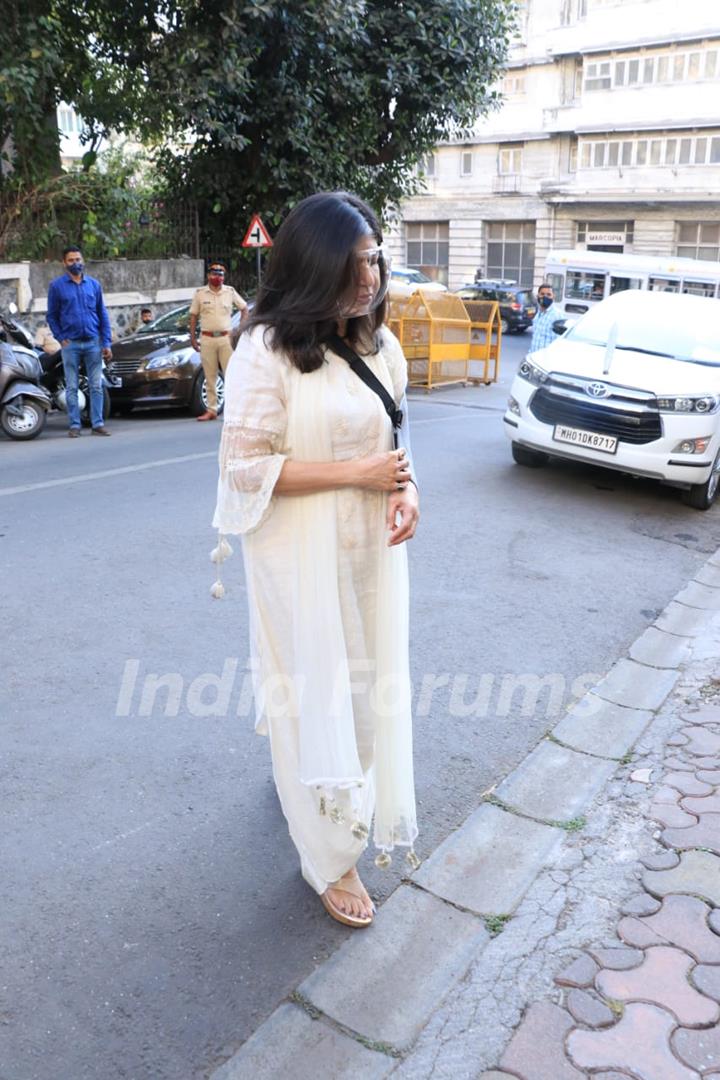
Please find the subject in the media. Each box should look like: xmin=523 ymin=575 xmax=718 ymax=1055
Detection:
xmin=552 ymin=319 xmax=568 ymax=335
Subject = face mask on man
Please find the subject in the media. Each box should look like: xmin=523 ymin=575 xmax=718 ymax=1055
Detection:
xmin=208 ymin=271 xmax=224 ymax=287
xmin=67 ymin=260 xmax=84 ymax=276
xmin=539 ymin=295 xmax=553 ymax=309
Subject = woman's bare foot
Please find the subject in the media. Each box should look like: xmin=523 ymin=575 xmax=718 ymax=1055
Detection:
xmin=325 ymin=867 xmax=374 ymax=921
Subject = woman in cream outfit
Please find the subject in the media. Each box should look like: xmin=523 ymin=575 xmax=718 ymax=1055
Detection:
xmin=213 ymin=192 xmax=419 ymax=927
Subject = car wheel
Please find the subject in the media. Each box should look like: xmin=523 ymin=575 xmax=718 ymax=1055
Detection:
xmin=191 ymin=372 xmax=225 ymax=416
xmin=681 ymin=452 xmax=720 ymax=510
xmin=500 ymin=317 xmax=510 ymax=334
xmin=511 ymin=442 xmax=549 ymax=468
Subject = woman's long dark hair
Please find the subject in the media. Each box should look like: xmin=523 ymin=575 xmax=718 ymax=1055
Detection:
xmin=245 ymin=191 xmax=387 ymax=373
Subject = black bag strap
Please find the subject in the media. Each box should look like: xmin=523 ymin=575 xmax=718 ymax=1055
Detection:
xmin=327 ymin=335 xmax=403 ymax=443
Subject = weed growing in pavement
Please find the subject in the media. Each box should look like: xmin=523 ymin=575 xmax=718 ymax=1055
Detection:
xmin=484 ymin=914 xmax=512 ymax=936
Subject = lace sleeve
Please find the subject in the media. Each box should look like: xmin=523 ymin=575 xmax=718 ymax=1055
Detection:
xmin=212 ymin=329 xmax=288 ymax=534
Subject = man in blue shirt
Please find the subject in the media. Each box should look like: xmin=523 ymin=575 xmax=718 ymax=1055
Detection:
xmin=528 ymin=283 xmax=562 ymax=354
xmin=47 ymin=246 xmax=113 ymax=436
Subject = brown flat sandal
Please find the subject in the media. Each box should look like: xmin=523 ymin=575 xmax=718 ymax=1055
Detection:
xmin=321 ymin=874 xmax=374 ymax=929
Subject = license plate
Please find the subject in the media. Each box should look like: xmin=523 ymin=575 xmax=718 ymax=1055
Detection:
xmin=553 ymin=425 xmax=618 ymax=454
xmin=108 ymin=375 xmax=122 ymax=388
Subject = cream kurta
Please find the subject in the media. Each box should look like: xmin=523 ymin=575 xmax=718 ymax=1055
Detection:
xmin=214 ymin=324 xmax=417 ymax=892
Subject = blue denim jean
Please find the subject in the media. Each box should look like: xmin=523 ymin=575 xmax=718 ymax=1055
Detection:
xmin=61 ymin=338 xmax=104 ymax=429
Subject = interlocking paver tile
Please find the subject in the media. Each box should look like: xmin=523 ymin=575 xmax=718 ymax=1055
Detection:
xmin=681 ymin=794 xmax=720 ymax=815
xmin=620 ymin=892 xmax=662 ymax=916
xmin=694 ymin=756 xmax=720 ymax=769
xmin=641 ymin=851 xmax=680 ymax=871
xmin=668 ymin=733 xmax=690 ymax=747
xmin=662 ymin=772 xmax=714 ymax=796
xmin=682 ymin=727 xmax=720 ymax=757
xmin=663 ymin=814 xmax=720 ymax=856
xmin=697 ymin=769 xmax=720 ymax=784
xmin=651 ymin=802 xmax=698 ymax=829
xmin=500 ymin=1001 xmax=584 ymax=1080
xmin=673 ymin=1024 xmax=720 ymax=1072
xmin=690 ymin=964 xmax=720 ymax=1002
xmin=596 ymin=945 xmax=719 ymax=1026
xmin=555 ymin=953 xmax=599 ymax=988
xmin=617 ymin=895 xmax=720 ymax=963
xmin=709 ymin=909 xmax=720 ymax=935
xmin=568 ymin=1002 xmax=697 ymax=1080
xmin=652 ymin=785 xmax=688 ymax=806
xmin=643 ymin=850 xmax=720 ymax=906
xmin=588 ymin=947 xmax=644 ymax=970
xmin=665 ymin=757 xmax=696 ymax=771
xmin=566 ymin=988 xmax=615 ymax=1028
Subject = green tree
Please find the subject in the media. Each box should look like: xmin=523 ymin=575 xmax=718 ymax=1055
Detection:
xmin=149 ymin=0 xmax=515 ymax=236
xmin=1 ymin=0 xmax=515 ymax=257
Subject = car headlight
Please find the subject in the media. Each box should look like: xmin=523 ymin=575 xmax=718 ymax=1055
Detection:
xmin=657 ymin=395 xmax=719 ymax=414
xmin=146 ymin=348 xmax=193 ymax=370
xmin=517 ymin=358 xmax=549 ymax=386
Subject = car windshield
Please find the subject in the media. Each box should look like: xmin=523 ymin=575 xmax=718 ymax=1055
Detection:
xmin=565 ymin=298 xmax=720 ymax=365
xmin=397 ymin=269 xmax=431 ymax=284
xmin=141 ymin=307 xmax=191 ymax=334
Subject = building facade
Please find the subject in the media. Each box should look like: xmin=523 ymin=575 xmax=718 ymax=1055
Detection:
xmin=386 ymin=0 xmax=720 ymax=291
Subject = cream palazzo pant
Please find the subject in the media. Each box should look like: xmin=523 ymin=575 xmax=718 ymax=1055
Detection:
xmin=267 ymin=708 xmax=376 ymax=895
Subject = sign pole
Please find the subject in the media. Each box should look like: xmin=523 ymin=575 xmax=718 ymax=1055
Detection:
xmin=242 ymin=213 xmax=273 ymax=292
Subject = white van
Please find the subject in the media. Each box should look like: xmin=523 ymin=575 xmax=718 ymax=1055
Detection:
xmin=545 ymin=249 xmax=720 ymax=318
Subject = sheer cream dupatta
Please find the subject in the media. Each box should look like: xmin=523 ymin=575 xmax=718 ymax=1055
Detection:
xmin=214 ymin=328 xmax=418 ymax=863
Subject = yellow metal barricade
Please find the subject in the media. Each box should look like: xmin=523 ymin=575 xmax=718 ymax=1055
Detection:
xmin=392 ymin=290 xmax=471 ymax=390
xmin=461 ymin=299 xmax=502 ymax=385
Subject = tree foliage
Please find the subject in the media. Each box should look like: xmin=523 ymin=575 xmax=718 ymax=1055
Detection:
xmin=1 ymin=0 xmax=516 ymax=257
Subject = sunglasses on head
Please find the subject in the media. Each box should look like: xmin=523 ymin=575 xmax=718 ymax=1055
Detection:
xmin=209 ymin=267 xmax=225 ymax=275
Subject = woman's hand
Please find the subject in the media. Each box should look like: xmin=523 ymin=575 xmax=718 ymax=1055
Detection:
xmin=386 ymin=483 xmax=419 ymax=546
xmin=354 ymin=449 xmax=412 ymax=492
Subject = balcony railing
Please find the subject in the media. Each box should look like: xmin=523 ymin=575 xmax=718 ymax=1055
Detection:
xmin=492 ymin=175 xmax=522 ymax=194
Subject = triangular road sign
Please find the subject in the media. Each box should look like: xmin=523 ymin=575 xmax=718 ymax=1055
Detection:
xmin=242 ymin=214 xmax=273 ymax=248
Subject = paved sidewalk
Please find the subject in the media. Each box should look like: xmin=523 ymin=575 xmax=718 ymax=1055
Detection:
xmin=213 ymin=551 xmax=720 ymax=1080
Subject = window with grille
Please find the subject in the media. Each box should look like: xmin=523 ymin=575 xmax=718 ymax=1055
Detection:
xmin=460 ymin=151 xmax=473 ymax=177
xmin=485 ymin=222 xmax=536 ymax=287
xmin=578 ymin=132 xmax=720 ymax=168
xmin=584 ymin=44 xmax=720 ymax=92
xmin=406 ymin=222 xmax=449 ymax=284
xmin=676 ymin=222 xmax=720 ymax=261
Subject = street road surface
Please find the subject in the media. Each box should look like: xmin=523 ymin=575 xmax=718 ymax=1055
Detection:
xmin=3 ymin=333 xmax=720 ymax=1079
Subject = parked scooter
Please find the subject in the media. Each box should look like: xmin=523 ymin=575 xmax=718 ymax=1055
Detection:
xmin=37 ymin=347 xmax=112 ymax=425
xmin=0 ymin=315 xmax=51 ymax=440
xmin=2 ymin=308 xmax=112 ymax=426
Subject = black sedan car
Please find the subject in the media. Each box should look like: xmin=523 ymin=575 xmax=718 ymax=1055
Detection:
xmin=454 ymin=280 xmax=536 ymax=334
xmin=107 ymin=305 xmax=244 ymax=416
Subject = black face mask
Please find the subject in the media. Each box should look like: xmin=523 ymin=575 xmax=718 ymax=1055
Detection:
xmin=67 ymin=261 xmax=84 ymax=275
xmin=539 ymin=295 xmax=553 ymax=308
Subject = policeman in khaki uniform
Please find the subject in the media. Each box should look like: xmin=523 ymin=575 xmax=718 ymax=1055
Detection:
xmin=189 ymin=262 xmax=248 ymax=420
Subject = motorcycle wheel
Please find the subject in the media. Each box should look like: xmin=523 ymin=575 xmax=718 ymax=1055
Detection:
xmin=1 ymin=400 xmax=47 ymax=440
xmin=81 ymin=387 xmax=112 ymax=427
